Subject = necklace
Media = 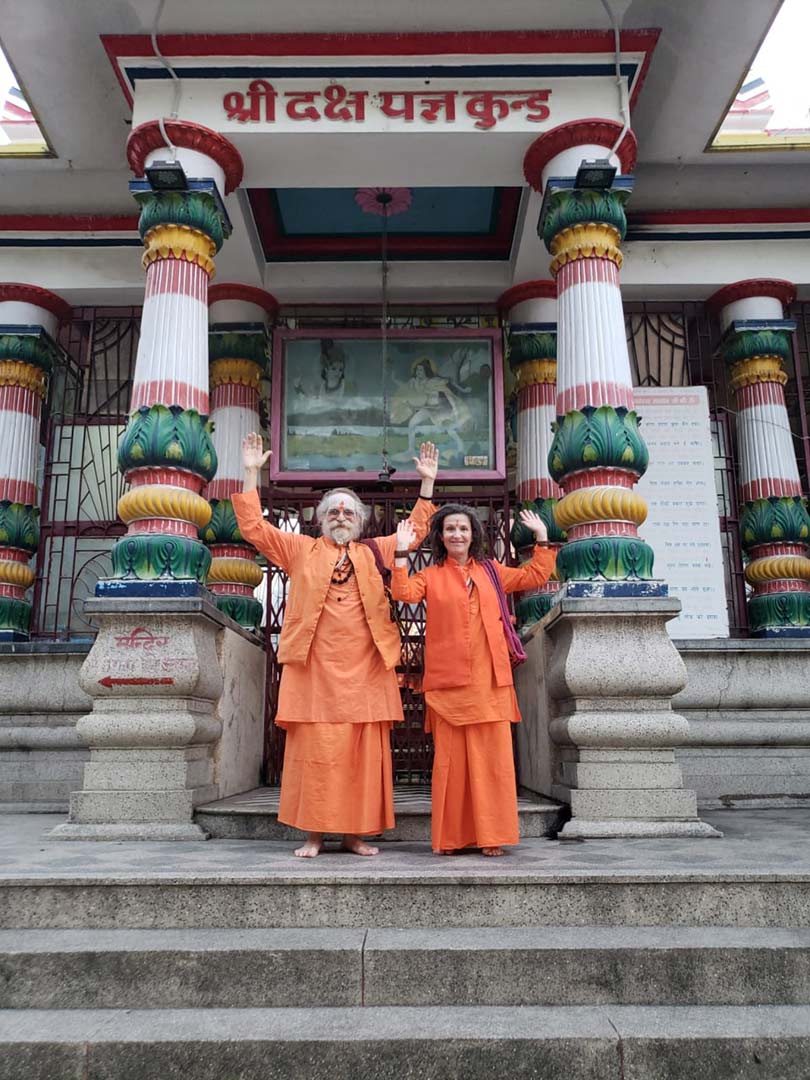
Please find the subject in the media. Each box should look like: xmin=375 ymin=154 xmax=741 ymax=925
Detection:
xmin=331 ymin=549 xmax=355 ymax=586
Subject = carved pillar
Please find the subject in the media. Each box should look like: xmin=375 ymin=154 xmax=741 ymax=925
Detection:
xmin=51 ymin=122 xmax=244 ymax=840
xmin=97 ymin=120 xmax=243 ymax=599
xmin=521 ymin=120 xmax=716 ymax=838
xmin=203 ymin=283 xmax=277 ymax=631
xmin=498 ymin=280 xmax=564 ymax=627
xmin=0 ymin=284 xmax=70 ymax=639
xmin=708 ymin=279 xmax=810 ymax=636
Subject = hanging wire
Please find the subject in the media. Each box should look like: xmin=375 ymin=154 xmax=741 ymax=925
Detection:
xmin=151 ymin=0 xmax=182 ymax=160
xmin=377 ymin=192 xmax=394 ymax=482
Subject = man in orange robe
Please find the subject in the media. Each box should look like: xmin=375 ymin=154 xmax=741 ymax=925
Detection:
xmin=233 ymin=433 xmax=438 ymax=857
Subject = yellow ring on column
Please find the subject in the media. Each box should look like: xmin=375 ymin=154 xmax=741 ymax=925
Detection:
xmin=142 ymin=224 xmax=217 ymax=277
xmin=549 ymin=223 xmax=623 ymax=276
xmin=0 ymin=360 xmax=48 ymax=398
xmin=207 ymin=557 xmax=264 ymax=588
xmin=514 ymin=358 xmax=557 ymax=390
xmin=0 ymin=561 xmax=35 ymax=588
xmin=729 ymin=355 xmax=788 ymax=392
xmin=118 ymin=486 xmax=213 ymax=529
xmin=210 ymin=358 xmax=263 ymax=390
xmin=554 ymin=487 xmax=648 ymax=530
xmin=745 ymin=555 xmax=810 ymax=585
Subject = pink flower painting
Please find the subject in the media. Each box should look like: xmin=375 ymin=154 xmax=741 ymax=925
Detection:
xmin=354 ymin=187 xmax=413 ymax=217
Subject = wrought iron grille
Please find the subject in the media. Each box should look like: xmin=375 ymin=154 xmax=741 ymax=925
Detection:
xmin=259 ymin=484 xmax=512 ymax=785
xmin=31 ymin=308 xmax=138 ymax=638
xmin=786 ymin=303 xmax=810 ymax=494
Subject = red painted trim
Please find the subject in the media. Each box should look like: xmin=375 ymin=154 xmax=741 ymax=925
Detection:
xmin=706 ymin=278 xmax=796 ymax=313
xmin=0 ymin=283 xmax=72 ymax=322
xmin=270 ymin=326 xmax=505 ymax=483
xmin=248 ymin=187 xmax=521 ymax=260
xmin=497 ymin=279 xmax=556 ymax=315
xmin=102 ymin=29 xmax=660 ymax=110
xmin=0 ymin=214 xmax=139 ymax=232
xmin=523 ymin=119 xmax=637 ymax=190
xmin=208 ymin=282 xmax=279 ymax=314
xmin=628 ymin=209 xmax=810 ymax=226
xmin=103 ymin=29 xmax=659 ymax=59
xmin=127 ymin=120 xmax=244 ymax=194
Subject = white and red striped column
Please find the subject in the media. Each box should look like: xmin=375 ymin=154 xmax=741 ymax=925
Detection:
xmin=203 ymin=284 xmax=277 ymax=630
xmin=0 ymin=283 xmax=70 ymax=638
xmin=525 ymin=119 xmax=658 ymax=592
xmin=708 ymin=279 xmax=810 ymax=635
xmin=498 ymin=280 xmax=562 ymax=624
xmin=99 ymin=120 xmax=244 ymax=597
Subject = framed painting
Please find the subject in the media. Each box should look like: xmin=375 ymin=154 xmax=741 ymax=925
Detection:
xmin=269 ymin=327 xmax=504 ymax=482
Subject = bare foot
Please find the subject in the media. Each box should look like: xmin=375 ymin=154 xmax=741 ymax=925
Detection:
xmin=433 ymin=849 xmax=454 ymax=856
xmin=481 ymin=846 xmax=505 ymax=857
xmin=341 ymin=834 xmax=380 ymax=856
xmin=294 ymin=832 xmax=323 ymax=858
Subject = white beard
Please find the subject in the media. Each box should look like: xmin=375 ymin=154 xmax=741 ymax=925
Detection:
xmin=324 ymin=522 xmax=360 ymax=545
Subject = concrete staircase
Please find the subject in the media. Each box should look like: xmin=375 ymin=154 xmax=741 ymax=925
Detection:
xmin=2 ymin=812 xmax=810 ymax=1077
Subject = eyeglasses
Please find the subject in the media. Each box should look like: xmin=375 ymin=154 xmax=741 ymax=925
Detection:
xmin=326 ymin=507 xmax=357 ymax=521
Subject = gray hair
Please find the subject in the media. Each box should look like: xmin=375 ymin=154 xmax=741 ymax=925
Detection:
xmin=314 ymin=488 xmax=371 ymax=529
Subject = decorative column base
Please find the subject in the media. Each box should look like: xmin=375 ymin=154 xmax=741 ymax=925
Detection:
xmin=545 ymin=591 xmax=721 ymax=839
xmin=48 ymin=599 xmax=224 ymax=842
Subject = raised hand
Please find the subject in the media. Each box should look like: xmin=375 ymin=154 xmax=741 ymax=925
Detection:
xmin=396 ymin=519 xmax=417 ymax=553
xmin=413 ymin=441 xmax=439 ymax=481
xmin=242 ymin=432 xmax=272 ymax=472
xmin=518 ymin=508 xmax=548 ymax=544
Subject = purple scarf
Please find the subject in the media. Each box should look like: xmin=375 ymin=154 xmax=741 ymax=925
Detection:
xmin=481 ymin=559 xmax=527 ymax=667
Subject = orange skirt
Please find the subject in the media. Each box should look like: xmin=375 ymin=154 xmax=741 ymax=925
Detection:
xmin=278 ymin=721 xmax=394 ymax=835
xmin=429 ymin=712 xmax=519 ymax=851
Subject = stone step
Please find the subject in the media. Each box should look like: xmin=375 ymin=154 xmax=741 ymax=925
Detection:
xmin=195 ymin=785 xmax=565 ymax=841
xmin=2 ymin=927 xmax=810 ymax=1009
xmin=2 ymin=1005 xmax=810 ymax=1079
xmin=4 ymin=859 xmax=810 ymax=930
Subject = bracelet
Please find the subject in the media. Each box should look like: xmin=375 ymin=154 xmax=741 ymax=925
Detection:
xmin=394 ymin=549 xmax=410 ymax=559
xmin=534 ymin=540 xmax=549 ymax=547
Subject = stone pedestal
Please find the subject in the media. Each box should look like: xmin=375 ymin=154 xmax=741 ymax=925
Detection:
xmin=543 ymin=593 xmax=720 ymax=838
xmin=50 ymin=598 xmax=227 ymax=841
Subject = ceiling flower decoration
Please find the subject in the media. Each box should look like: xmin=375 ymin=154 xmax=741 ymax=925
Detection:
xmin=354 ymin=187 xmax=413 ymax=217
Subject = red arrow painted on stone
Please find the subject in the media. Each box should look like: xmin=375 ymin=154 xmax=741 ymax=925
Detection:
xmin=98 ymin=676 xmax=175 ymax=688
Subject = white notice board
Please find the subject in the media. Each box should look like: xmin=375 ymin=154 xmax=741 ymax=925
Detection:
xmin=634 ymin=387 xmax=729 ymax=639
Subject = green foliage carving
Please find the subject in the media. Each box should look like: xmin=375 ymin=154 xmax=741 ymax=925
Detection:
xmin=510 ymin=497 xmax=566 ymax=550
xmin=548 ymin=406 xmax=649 ymax=483
xmin=118 ymin=405 xmax=217 ymax=481
xmin=541 ymin=187 xmax=630 ymax=250
xmin=0 ymin=331 xmax=63 ymax=374
xmin=200 ymin=499 xmax=244 ymax=545
xmin=721 ymin=329 xmax=792 ymax=365
xmin=0 ymin=597 xmax=32 ymax=636
xmin=110 ymin=534 xmax=212 ymax=583
xmin=749 ymin=592 xmax=810 ymax=634
xmin=740 ymin=497 xmax=810 ymax=549
xmin=508 ymin=330 xmax=557 ymax=369
xmin=215 ymin=595 xmax=263 ymax=633
xmin=208 ymin=330 xmax=269 ymax=370
xmin=556 ymin=537 xmax=656 ymax=581
xmin=515 ymin=591 xmax=553 ymax=628
xmin=133 ymin=189 xmax=228 ymax=249
xmin=0 ymin=501 xmax=40 ymax=553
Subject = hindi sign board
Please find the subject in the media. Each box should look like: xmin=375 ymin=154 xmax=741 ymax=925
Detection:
xmin=634 ymin=387 xmax=730 ymax=639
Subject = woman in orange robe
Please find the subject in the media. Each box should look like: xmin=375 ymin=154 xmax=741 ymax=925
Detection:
xmin=234 ymin=432 xmax=438 ymax=858
xmin=391 ymin=504 xmax=555 ymax=856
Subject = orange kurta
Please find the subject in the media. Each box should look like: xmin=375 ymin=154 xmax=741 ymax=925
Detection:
xmin=391 ymin=546 xmax=556 ymax=851
xmin=232 ymin=490 xmax=436 ymax=835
